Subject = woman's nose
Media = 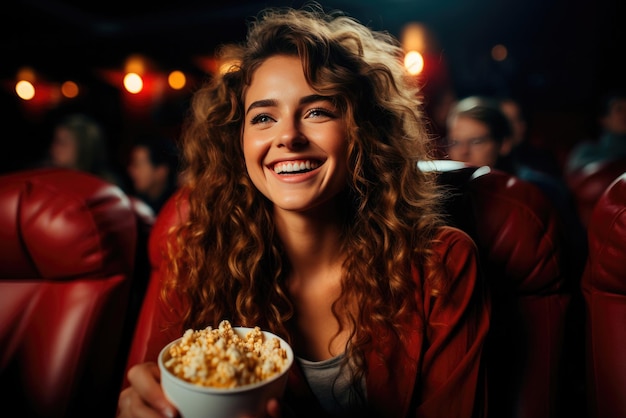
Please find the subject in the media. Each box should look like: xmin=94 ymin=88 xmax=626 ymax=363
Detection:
xmin=276 ymin=119 xmax=308 ymax=149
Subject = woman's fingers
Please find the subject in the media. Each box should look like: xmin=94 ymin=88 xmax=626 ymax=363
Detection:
xmin=123 ymin=362 xmax=178 ymax=418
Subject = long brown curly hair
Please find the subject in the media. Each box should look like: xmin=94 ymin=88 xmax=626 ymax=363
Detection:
xmin=165 ymin=2 xmax=448 ymax=400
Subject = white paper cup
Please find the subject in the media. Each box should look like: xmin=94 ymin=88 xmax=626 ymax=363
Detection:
xmin=158 ymin=327 xmax=293 ymax=418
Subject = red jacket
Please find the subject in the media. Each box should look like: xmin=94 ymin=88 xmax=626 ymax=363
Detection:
xmin=140 ymin=226 xmax=490 ymax=418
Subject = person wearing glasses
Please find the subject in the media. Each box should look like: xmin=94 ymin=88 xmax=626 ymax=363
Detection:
xmin=445 ymin=96 xmax=513 ymax=169
xmin=445 ymin=94 xmax=587 ymax=283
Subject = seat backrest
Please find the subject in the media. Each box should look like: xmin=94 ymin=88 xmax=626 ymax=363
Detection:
xmin=566 ymin=157 xmax=626 ymax=228
xmin=582 ymin=173 xmax=626 ymax=418
xmin=0 ymin=167 xmax=151 ymax=418
xmin=424 ymin=160 xmax=573 ymax=418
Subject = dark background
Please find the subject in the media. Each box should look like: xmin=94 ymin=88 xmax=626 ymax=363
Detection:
xmin=2 ymin=0 xmax=624 ymax=175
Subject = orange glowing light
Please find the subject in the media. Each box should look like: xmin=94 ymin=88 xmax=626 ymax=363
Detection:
xmin=61 ymin=81 xmax=79 ymax=98
xmin=15 ymin=80 xmax=35 ymax=100
xmin=404 ymin=51 xmax=424 ymax=75
xmin=401 ymin=23 xmax=427 ymax=53
xmin=125 ymin=55 xmax=147 ymax=75
xmin=168 ymin=70 xmax=186 ymax=90
xmin=124 ymin=73 xmax=143 ymax=94
xmin=17 ymin=67 xmax=37 ymax=83
xmin=491 ymin=44 xmax=508 ymax=61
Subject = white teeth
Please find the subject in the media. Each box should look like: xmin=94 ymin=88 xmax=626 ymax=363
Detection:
xmin=274 ymin=160 xmax=319 ymax=174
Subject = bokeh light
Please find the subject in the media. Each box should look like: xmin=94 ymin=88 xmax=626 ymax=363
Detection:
xmin=168 ymin=70 xmax=186 ymax=90
xmin=404 ymin=51 xmax=425 ymax=75
xmin=124 ymin=73 xmax=144 ymax=94
xmin=15 ymin=80 xmax=35 ymax=100
xmin=61 ymin=81 xmax=79 ymax=98
xmin=491 ymin=44 xmax=508 ymax=61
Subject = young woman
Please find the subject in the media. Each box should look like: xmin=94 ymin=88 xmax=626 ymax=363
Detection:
xmin=118 ymin=5 xmax=490 ymax=418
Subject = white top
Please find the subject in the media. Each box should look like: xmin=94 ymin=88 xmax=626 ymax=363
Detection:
xmin=297 ymin=353 xmax=367 ymax=415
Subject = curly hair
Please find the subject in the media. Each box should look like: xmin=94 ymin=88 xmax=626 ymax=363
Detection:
xmin=164 ymin=2 xmax=448 ymax=401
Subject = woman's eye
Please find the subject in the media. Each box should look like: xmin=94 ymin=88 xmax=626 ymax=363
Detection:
xmin=250 ymin=114 xmax=274 ymax=125
xmin=306 ymin=107 xmax=335 ymax=119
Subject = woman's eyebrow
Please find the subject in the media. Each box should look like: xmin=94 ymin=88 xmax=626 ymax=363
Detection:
xmin=299 ymin=94 xmax=332 ymax=106
xmin=246 ymin=94 xmax=332 ymax=115
xmin=246 ymin=98 xmax=277 ymax=115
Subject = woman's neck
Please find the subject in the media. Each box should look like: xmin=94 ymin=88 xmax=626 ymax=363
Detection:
xmin=275 ymin=207 xmax=351 ymax=360
xmin=273 ymin=204 xmax=344 ymax=281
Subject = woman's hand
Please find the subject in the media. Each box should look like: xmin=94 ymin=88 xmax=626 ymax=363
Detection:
xmin=118 ymin=363 xmax=286 ymax=418
xmin=117 ymin=362 xmax=178 ymax=418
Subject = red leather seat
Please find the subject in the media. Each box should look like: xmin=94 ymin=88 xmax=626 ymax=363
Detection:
xmin=0 ymin=168 xmax=153 ymax=418
xmin=566 ymin=157 xmax=626 ymax=228
xmin=125 ymin=161 xmax=574 ymax=418
xmin=582 ymin=173 xmax=626 ymax=418
xmin=424 ymin=160 xmax=573 ymax=418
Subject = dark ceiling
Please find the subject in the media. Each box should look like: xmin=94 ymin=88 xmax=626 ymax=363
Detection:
xmin=2 ymin=0 xmax=624 ymax=175
xmin=5 ymin=0 xmax=624 ymax=105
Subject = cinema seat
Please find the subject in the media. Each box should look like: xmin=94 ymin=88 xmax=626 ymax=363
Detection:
xmin=582 ymin=173 xmax=626 ymax=418
xmin=0 ymin=168 xmax=152 ymax=418
xmin=423 ymin=160 xmax=573 ymax=418
xmin=566 ymin=157 xmax=626 ymax=228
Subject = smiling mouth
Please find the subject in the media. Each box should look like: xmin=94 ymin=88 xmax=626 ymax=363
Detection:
xmin=272 ymin=160 xmax=321 ymax=174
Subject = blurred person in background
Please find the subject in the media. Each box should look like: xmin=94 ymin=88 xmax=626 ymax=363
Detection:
xmin=445 ymin=95 xmax=586 ymax=277
xmin=565 ymin=89 xmax=626 ymax=172
xmin=44 ymin=113 xmax=124 ymax=187
xmin=445 ymin=96 xmax=513 ymax=169
xmin=127 ymin=134 xmax=180 ymax=215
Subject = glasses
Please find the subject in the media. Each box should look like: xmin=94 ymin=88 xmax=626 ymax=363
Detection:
xmin=445 ymin=135 xmax=494 ymax=149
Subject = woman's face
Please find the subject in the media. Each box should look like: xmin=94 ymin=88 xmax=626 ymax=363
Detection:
xmin=242 ymin=55 xmax=349 ymax=214
xmin=446 ymin=115 xmax=501 ymax=168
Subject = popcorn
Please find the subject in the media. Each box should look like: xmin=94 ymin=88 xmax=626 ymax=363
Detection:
xmin=163 ymin=320 xmax=289 ymax=388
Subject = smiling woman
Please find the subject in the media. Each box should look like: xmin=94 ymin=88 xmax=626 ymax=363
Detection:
xmin=117 ymin=4 xmax=490 ymax=418
xmin=243 ymin=55 xmax=349 ymax=213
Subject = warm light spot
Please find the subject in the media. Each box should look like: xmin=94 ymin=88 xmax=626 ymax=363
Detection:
xmin=17 ymin=67 xmax=37 ymax=83
xmin=401 ymin=23 xmax=427 ymax=53
xmin=491 ymin=44 xmax=508 ymax=61
xmin=61 ymin=81 xmax=79 ymax=98
xmin=125 ymin=55 xmax=146 ymax=74
xmin=219 ymin=59 xmax=240 ymax=75
xmin=15 ymin=80 xmax=35 ymax=100
xmin=404 ymin=51 xmax=425 ymax=75
xmin=124 ymin=72 xmax=143 ymax=94
xmin=168 ymin=70 xmax=186 ymax=90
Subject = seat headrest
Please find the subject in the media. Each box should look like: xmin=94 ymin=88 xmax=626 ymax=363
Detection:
xmin=586 ymin=173 xmax=626 ymax=292
xmin=0 ymin=168 xmax=137 ymax=280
